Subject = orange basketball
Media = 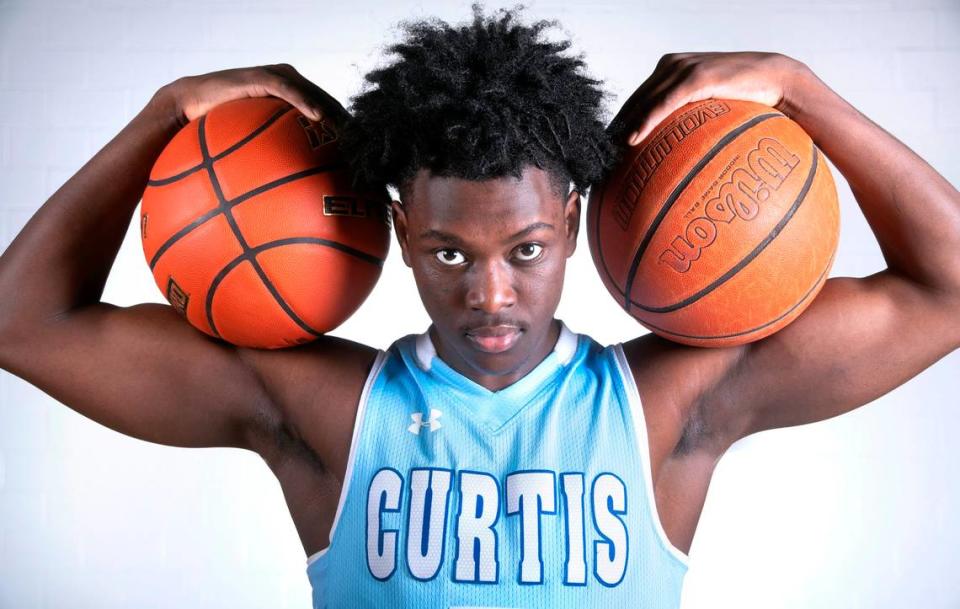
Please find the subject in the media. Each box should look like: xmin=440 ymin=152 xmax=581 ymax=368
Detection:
xmin=140 ymin=97 xmax=391 ymax=349
xmin=588 ymin=99 xmax=839 ymax=347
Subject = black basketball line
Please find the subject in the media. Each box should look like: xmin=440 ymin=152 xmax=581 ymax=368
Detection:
xmin=147 ymin=161 xmax=205 ymax=187
xmin=227 ymin=164 xmax=343 ymax=208
xmin=147 ymin=163 xmax=345 ymax=271
xmin=617 ymin=112 xmax=783 ymax=313
xmin=149 ymin=207 xmax=222 ymax=270
xmin=210 ymin=106 xmax=293 ymax=161
xmin=204 ymin=237 xmax=384 ymax=341
xmin=146 ymin=105 xmax=292 ymax=187
xmin=637 ymin=142 xmax=818 ymax=314
xmin=637 ymin=246 xmax=833 ymax=341
xmin=197 ymin=116 xmax=326 ymax=340
xmin=258 ymin=236 xmax=384 ymax=267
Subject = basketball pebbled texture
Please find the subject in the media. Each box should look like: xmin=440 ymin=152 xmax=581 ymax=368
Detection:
xmin=141 ymin=97 xmax=391 ymax=349
xmin=587 ymin=99 xmax=840 ymax=347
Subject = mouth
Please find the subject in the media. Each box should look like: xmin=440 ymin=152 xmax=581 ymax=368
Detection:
xmin=464 ymin=325 xmax=523 ymax=354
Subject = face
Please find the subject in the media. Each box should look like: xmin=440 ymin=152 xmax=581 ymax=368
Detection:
xmin=392 ymin=165 xmax=581 ymax=391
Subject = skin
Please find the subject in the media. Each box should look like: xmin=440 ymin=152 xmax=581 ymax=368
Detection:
xmin=0 ymin=52 xmax=959 ymax=568
xmin=391 ymin=167 xmax=580 ymax=391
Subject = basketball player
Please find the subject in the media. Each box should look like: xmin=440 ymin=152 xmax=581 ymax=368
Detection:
xmin=1 ymin=7 xmax=958 ymax=609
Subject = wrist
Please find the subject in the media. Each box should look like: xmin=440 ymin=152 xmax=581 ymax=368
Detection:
xmin=144 ymin=82 xmax=189 ymax=133
xmin=775 ymin=57 xmax=823 ymax=122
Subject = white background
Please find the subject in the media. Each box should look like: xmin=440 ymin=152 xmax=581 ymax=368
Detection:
xmin=1 ymin=0 xmax=959 ymax=607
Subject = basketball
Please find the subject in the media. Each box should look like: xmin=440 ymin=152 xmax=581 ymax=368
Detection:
xmin=587 ymin=99 xmax=840 ymax=347
xmin=140 ymin=96 xmax=391 ymax=349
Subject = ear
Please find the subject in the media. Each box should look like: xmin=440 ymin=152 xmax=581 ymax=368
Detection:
xmin=563 ymin=189 xmax=581 ymax=258
xmin=391 ymin=199 xmax=412 ymax=267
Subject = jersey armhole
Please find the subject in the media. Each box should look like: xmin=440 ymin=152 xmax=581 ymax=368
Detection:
xmin=307 ymin=348 xmax=390 ymax=567
xmin=611 ymin=343 xmax=691 ymax=568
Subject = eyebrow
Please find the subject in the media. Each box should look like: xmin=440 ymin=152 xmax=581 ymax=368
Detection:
xmin=419 ymin=222 xmax=556 ymax=245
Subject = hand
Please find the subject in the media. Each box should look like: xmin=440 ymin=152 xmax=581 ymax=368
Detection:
xmin=151 ymin=63 xmax=348 ymax=128
xmin=609 ymin=52 xmax=809 ymax=146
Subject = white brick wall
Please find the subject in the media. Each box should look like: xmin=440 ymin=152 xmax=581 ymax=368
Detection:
xmin=1 ymin=1 xmax=958 ymax=608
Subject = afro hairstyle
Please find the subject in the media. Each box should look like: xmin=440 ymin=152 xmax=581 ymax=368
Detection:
xmin=339 ymin=3 xmax=620 ymax=202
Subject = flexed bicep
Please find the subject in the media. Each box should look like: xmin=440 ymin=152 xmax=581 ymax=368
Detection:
xmin=715 ymin=272 xmax=960 ymax=439
xmin=0 ymin=302 xmax=277 ymax=449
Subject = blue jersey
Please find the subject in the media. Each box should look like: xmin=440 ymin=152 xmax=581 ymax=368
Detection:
xmin=306 ymin=321 xmax=688 ymax=608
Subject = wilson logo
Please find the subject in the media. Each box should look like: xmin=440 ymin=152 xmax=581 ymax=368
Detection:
xmin=613 ymin=100 xmax=730 ymax=231
xmin=658 ymin=137 xmax=800 ymax=274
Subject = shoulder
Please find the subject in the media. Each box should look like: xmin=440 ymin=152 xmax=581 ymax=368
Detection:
xmin=235 ymin=334 xmax=383 ymax=467
xmin=619 ymin=332 xmax=745 ymax=456
xmin=238 ymin=334 xmax=381 ymax=408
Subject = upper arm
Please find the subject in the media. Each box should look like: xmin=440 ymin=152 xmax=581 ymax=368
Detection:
xmin=709 ymin=271 xmax=960 ymax=441
xmin=0 ymin=302 xmax=279 ymax=450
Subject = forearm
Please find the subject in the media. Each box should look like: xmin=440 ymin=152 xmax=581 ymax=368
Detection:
xmin=0 ymin=87 xmax=181 ymax=334
xmin=781 ymin=64 xmax=960 ymax=296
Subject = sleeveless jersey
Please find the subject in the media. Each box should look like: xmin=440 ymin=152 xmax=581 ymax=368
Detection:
xmin=306 ymin=321 xmax=689 ymax=608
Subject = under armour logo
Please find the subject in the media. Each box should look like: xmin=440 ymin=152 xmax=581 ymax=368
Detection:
xmin=408 ymin=409 xmax=442 ymax=435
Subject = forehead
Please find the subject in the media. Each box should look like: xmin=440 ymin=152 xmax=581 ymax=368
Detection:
xmin=403 ymin=166 xmax=564 ymax=233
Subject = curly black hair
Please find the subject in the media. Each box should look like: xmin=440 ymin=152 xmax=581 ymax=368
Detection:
xmin=339 ymin=3 xmax=619 ymax=201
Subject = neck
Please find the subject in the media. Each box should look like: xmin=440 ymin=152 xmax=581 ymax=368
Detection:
xmin=429 ymin=319 xmax=561 ymax=391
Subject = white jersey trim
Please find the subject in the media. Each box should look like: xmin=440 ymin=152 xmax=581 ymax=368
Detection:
xmin=414 ymin=327 xmax=437 ymax=371
xmin=554 ymin=321 xmax=578 ymax=366
xmin=307 ymin=349 xmax=390 ymax=567
xmin=612 ymin=343 xmax=691 ymax=568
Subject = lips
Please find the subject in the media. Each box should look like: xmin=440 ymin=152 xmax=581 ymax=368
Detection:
xmin=465 ymin=324 xmax=522 ymax=354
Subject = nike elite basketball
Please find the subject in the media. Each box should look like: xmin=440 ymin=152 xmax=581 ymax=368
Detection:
xmin=588 ymin=99 xmax=840 ymax=347
xmin=140 ymin=97 xmax=391 ymax=349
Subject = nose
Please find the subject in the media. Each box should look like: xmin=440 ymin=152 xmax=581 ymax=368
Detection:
xmin=465 ymin=259 xmax=516 ymax=314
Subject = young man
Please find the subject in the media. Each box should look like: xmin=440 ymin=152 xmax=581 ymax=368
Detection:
xmin=1 ymin=7 xmax=958 ymax=609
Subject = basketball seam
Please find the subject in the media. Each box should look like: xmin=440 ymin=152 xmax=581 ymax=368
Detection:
xmin=636 ymin=240 xmax=833 ymax=342
xmin=146 ymin=105 xmax=292 ymax=186
xmin=613 ymin=112 xmax=783 ymax=312
xmin=637 ymin=141 xmax=819 ymax=313
xmin=196 ymin=115 xmax=324 ymax=340
xmin=201 ymin=237 xmax=382 ymax=342
xmin=147 ymin=162 xmax=348 ymax=271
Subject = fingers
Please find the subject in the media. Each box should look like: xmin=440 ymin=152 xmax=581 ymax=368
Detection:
xmin=257 ymin=63 xmax=350 ymax=126
xmin=612 ymin=51 xmax=790 ymax=147
xmin=610 ymin=53 xmax=706 ymax=147
xmin=627 ymin=67 xmax=701 ymax=145
xmin=259 ymin=64 xmax=327 ymax=121
xmin=171 ymin=63 xmax=348 ymax=126
xmin=607 ymin=58 xmax=675 ymax=142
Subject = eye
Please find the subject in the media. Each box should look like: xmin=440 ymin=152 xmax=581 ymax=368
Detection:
xmin=434 ymin=248 xmax=466 ymax=266
xmin=514 ymin=243 xmax=543 ymax=262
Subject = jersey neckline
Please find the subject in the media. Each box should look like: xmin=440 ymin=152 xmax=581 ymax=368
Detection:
xmin=406 ymin=320 xmax=580 ymax=431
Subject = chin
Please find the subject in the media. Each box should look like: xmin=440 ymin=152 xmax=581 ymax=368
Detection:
xmin=458 ymin=329 xmax=529 ymax=373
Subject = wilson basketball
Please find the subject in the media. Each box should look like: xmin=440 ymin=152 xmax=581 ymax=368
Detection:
xmin=587 ymin=99 xmax=839 ymax=347
xmin=140 ymin=97 xmax=391 ymax=349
